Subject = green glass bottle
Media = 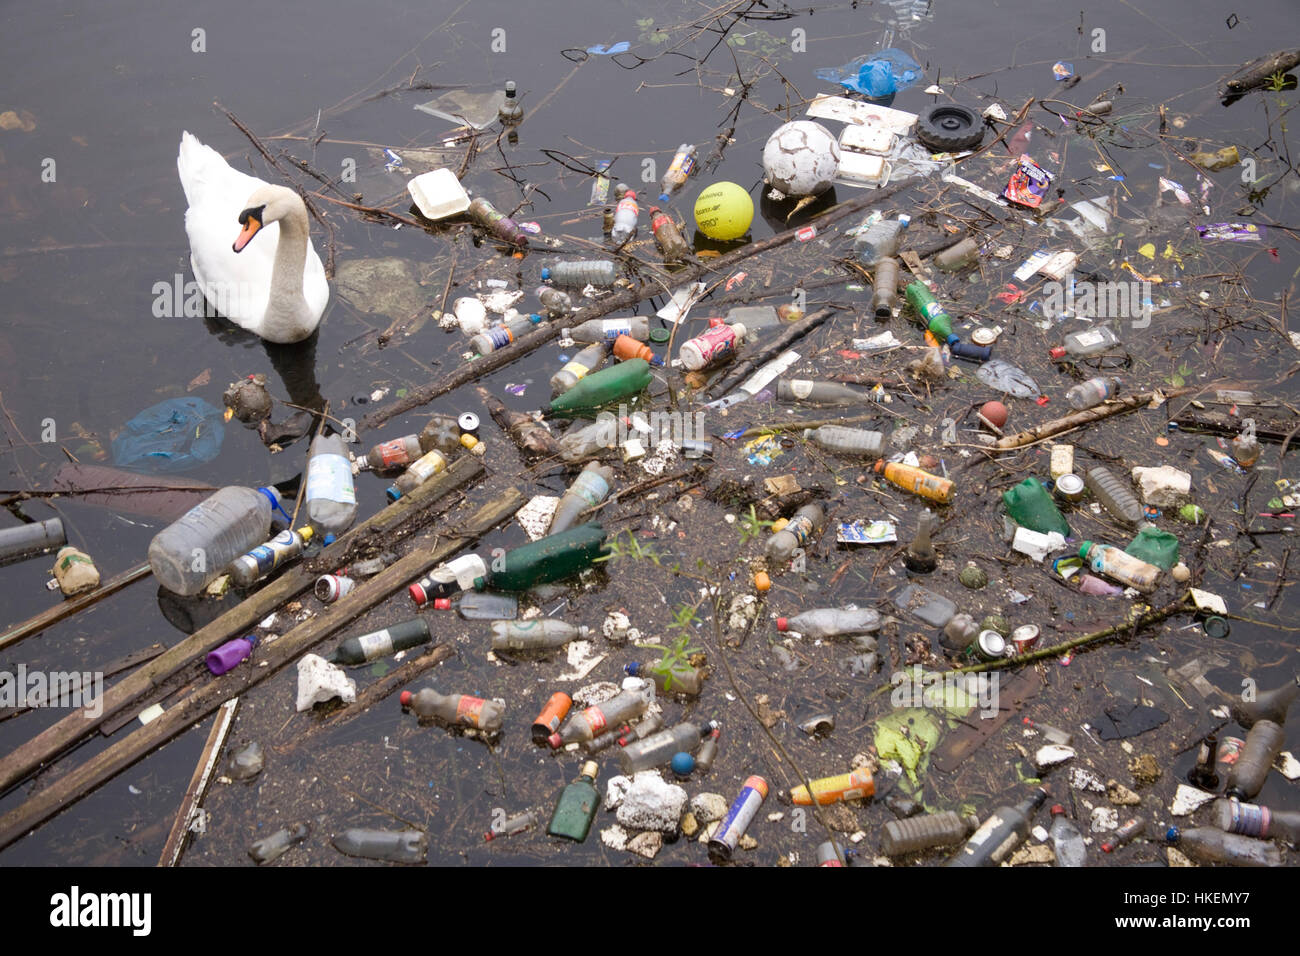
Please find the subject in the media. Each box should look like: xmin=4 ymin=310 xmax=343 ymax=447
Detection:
xmin=547 ymin=761 xmax=600 ymax=842
xmin=904 ymin=282 xmax=953 ymax=340
xmin=326 ymin=617 xmax=431 ymax=665
xmin=473 ymin=522 xmax=610 ymax=592
xmin=541 ymin=358 xmax=652 ymax=418
xmin=1002 ymin=478 xmax=1071 ymax=537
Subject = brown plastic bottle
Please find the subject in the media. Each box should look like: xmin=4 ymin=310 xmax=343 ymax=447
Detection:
xmin=882 ymin=811 xmax=977 ymax=856
xmin=1225 ymin=719 xmax=1285 ymax=800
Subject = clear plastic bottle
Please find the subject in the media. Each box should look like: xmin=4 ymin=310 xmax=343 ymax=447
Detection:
xmin=419 ymin=415 xmax=482 ymax=457
xmin=1165 ymin=827 xmax=1281 ymax=867
xmin=942 ymin=613 xmax=979 ymax=652
xmin=357 ymin=435 xmax=422 ymax=472
xmin=696 ymin=723 xmax=720 ymax=772
xmin=766 ymin=503 xmax=824 ymax=565
xmin=148 ymin=486 xmax=284 ymax=596
xmin=549 ymin=463 xmax=614 ymax=535
xmin=468 ymin=312 xmax=542 ymax=356
xmin=903 ymin=510 xmax=938 ymax=573
xmin=489 ymin=619 xmax=590 ymax=652
xmin=779 ymin=381 xmax=880 ymax=406
xmin=648 ymin=207 xmax=689 ymax=262
xmin=548 ymin=681 xmax=654 ymax=748
xmin=945 ymin=789 xmax=1048 ymax=867
xmin=228 ymin=526 xmax=314 ymax=588
xmin=249 ymin=822 xmax=310 ymax=863
xmin=497 ymin=80 xmax=522 ymax=126
xmin=609 ymin=189 xmax=639 ymax=246
xmin=551 ymin=342 xmax=609 ymax=395
xmin=1078 ymin=541 xmax=1161 ymax=592
xmin=1084 ymin=466 xmax=1143 ymax=525
xmin=802 ymin=424 xmax=885 ymax=457
xmin=1051 ymin=325 xmax=1122 ymax=360
xmin=1231 ymin=428 xmax=1261 ymax=467
xmin=776 ymin=606 xmax=881 ymax=639
xmin=855 ymin=214 xmax=910 ymax=266
xmin=624 ymin=660 xmax=705 ymax=696
xmin=565 ymin=316 xmax=650 ymax=344
xmin=306 ymin=433 xmax=358 ymax=535
xmin=538 ymin=286 xmax=573 ymax=318
xmin=542 ymin=260 xmax=619 ymax=288
xmin=558 ymin=415 xmax=626 ymax=461
xmin=882 ymin=811 xmax=975 ymax=856
xmin=333 ymin=828 xmax=427 ymax=863
xmin=1226 ymin=719 xmax=1285 ymax=800
xmin=386 ymin=449 xmax=449 ymax=502
xmin=1066 ymin=376 xmax=1120 ymax=410
xmin=659 ymin=144 xmax=697 ymax=201
xmin=872 ymin=258 xmax=900 ymax=317
xmin=1214 ymin=798 xmax=1300 ymax=842
xmin=400 ymin=687 xmax=505 ymax=732
xmin=1100 ymin=816 xmax=1146 ymax=853
xmin=617 ymin=720 xmax=715 ymax=774
xmin=1232 ymin=676 xmax=1299 ymax=728
xmin=679 ymin=323 xmax=745 ymax=370
xmin=934 ymin=236 xmax=979 ymax=271
xmin=1049 ymin=805 xmax=1087 ymax=867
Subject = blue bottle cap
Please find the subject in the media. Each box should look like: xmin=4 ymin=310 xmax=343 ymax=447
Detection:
xmin=529 ymin=313 xmax=543 ymax=324
xmin=659 ymin=193 xmax=670 ymax=202
xmin=323 ymin=533 xmax=336 ymax=546
xmin=624 ymin=662 xmax=641 ymax=677
xmin=386 ymin=487 xmax=402 ymax=503
xmin=946 ymin=334 xmax=960 ymax=346
xmin=1165 ymin=826 xmax=1180 ymax=844
xmin=540 ymin=267 xmax=552 ymax=281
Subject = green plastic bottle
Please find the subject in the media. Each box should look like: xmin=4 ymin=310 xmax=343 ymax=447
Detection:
xmin=1002 ymin=478 xmax=1071 ymax=537
xmin=541 ymin=358 xmax=652 ymax=417
xmin=547 ymin=761 xmax=600 ymax=842
xmin=473 ymin=522 xmax=610 ymax=591
xmin=1125 ymin=525 xmax=1179 ymax=571
xmin=904 ymin=283 xmax=953 ymax=340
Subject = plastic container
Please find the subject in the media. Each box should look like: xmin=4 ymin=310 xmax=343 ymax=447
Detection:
xmin=250 ymin=823 xmax=310 ymax=863
xmin=1232 ymin=677 xmax=1299 ymax=728
xmin=882 ymin=811 xmax=974 ymax=855
xmin=624 ymin=660 xmax=705 ymax=696
xmin=406 ymin=168 xmax=469 ymax=220
xmin=315 ymin=573 xmax=354 ymax=603
xmin=1051 ymin=325 xmax=1121 ymax=361
xmin=942 ymin=613 xmax=979 ymax=651
xmin=1214 ymin=798 xmax=1300 ymax=842
xmin=228 ymin=526 xmax=314 ymax=588
xmin=1125 ymin=525 xmax=1180 ymax=571
xmin=558 ymin=416 xmax=625 ymax=461
xmin=473 ymin=522 xmax=610 ymax=592
xmin=946 ymin=789 xmax=1047 ymax=867
xmin=542 ymin=359 xmax=653 ymax=417
xmin=333 ymin=828 xmax=427 ymax=863
xmin=610 ymin=190 xmax=639 ymax=246
xmin=469 ymin=312 xmax=542 ymax=356
xmin=531 ymin=692 xmax=572 ymax=744
xmin=659 ymin=144 xmax=697 ymax=200
xmin=401 ymin=687 xmax=505 ymax=732
xmin=357 ymin=435 xmax=422 ymax=472
xmin=466 ymin=196 xmax=528 ymax=247
xmin=788 ymin=768 xmax=875 ymax=805
xmin=801 ymin=424 xmax=885 ymax=457
xmin=148 ymin=486 xmax=284 ymax=596
xmin=306 ymin=434 xmax=357 ymax=536
xmin=1085 ymin=466 xmax=1143 ymax=525
xmin=904 ymin=511 xmax=938 ymax=573
xmin=1049 ymin=805 xmax=1087 ymax=867
xmin=497 ymin=80 xmax=522 ymax=125
xmin=872 ymin=258 xmax=899 ymax=317
xmin=547 ymin=761 xmax=600 ymax=841
xmin=776 ymin=607 xmax=881 ymax=639
xmin=542 ymin=260 xmax=618 ymax=288
xmin=946 ymin=335 xmax=991 ymax=362
xmin=904 ymin=283 xmax=953 ymax=340
xmin=1003 ymin=477 xmax=1071 ymax=537
xmin=1165 ymin=827 xmax=1281 ymax=867
xmin=565 ymin=316 xmax=650 ymax=343
xmin=696 ymin=723 xmax=721 ymax=772
xmin=206 ymin=634 xmax=257 ymax=676
xmin=385 ymin=449 xmax=448 ymax=502
xmin=648 ymin=207 xmax=689 ymax=261
xmin=548 ymin=682 xmax=654 ymax=747
xmin=549 ymin=463 xmax=614 ymax=535
xmin=766 ymin=503 xmax=824 ymax=564
xmin=537 ymin=287 xmax=573 ymax=318
xmin=894 ymin=583 xmax=957 ymax=627
xmin=409 ymin=553 xmax=487 ymax=605
xmin=432 ymin=591 xmax=519 ymax=620
xmin=1225 ymin=719 xmax=1285 ymax=800
xmin=489 ymin=619 xmax=589 ymax=652
xmin=874 ymin=460 xmax=954 ymax=505
xmin=51 ymin=546 xmax=99 ymax=596
xmin=0 ymin=517 xmax=65 ymax=565
xmin=679 ymin=323 xmax=745 ymax=371
xmin=419 ymin=414 xmax=482 ymax=457
xmin=1079 ymin=541 xmax=1161 ymax=592
xmin=1066 ymin=376 xmax=1120 ymax=410
xmin=855 ymin=214 xmax=910 ymax=266
xmin=550 ymin=342 xmax=608 ymax=395
xmin=327 ymin=617 xmax=431 ymax=665
xmin=617 ymin=720 xmax=713 ymax=774
xmin=934 ymin=236 xmax=979 ymax=271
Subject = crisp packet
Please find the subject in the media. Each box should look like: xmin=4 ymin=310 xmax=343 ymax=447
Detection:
xmin=1196 ymin=222 xmax=1262 ymax=242
xmin=1003 ymin=155 xmax=1054 ymax=208
xmin=837 ymin=520 xmax=897 ymax=544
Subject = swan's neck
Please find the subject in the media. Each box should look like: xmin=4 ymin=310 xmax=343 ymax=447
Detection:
xmin=264 ymin=199 xmax=312 ymax=340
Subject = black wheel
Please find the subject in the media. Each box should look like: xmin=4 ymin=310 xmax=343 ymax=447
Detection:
xmin=915 ymin=104 xmax=984 ymax=152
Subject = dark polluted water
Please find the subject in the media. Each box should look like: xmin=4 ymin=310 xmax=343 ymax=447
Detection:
xmin=0 ymin=0 xmax=1297 ymax=878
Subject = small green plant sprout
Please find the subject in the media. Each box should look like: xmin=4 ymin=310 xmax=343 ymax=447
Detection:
xmin=634 ymin=603 xmax=703 ymax=691
xmin=594 ymin=528 xmax=662 ymax=566
xmin=736 ymin=504 xmax=775 ymax=546
xmin=1266 ymin=70 xmax=1290 ymax=92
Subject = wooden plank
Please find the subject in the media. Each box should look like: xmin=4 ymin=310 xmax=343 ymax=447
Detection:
xmin=0 ymin=488 xmax=524 ymax=851
xmin=0 ymin=453 xmax=484 ymax=797
xmin=158 ymin=698 xmax=238 ymax=867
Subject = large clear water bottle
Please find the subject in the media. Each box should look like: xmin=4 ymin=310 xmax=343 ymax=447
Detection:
xmin=306 ymin=433 xmax=358 ymax=535
xmin=148 ymin=486 xmax=284 ymax=596
xmin=855 ymin=214 xmax=910 ymax=266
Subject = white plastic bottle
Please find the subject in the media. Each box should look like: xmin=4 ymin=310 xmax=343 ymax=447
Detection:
xmin=1065 ymin=376 xmax=1120 ymax=410
xmin=306 ymin=433 xmax=358 ymax=535
xmin=148 ymin=486 xmax=284 ymax=595
xmin=802 ymin=425 xmax=885 ymax=458
xmin=775 ymin=607 xmax=881 ymax=639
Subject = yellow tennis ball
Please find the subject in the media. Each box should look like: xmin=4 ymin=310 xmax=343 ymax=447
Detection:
xmin=693 ymin=182 xmax=754 ymax=241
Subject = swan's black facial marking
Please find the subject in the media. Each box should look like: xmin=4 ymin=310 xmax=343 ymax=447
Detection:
xmin=237 ymin=204 xmax=266 ymax=227
xmin=233 ymin=204 xmax=267 ymax=253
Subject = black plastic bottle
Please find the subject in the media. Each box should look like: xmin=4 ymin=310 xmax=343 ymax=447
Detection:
xmin=945 ymin=788 xmax=1048 ymax=867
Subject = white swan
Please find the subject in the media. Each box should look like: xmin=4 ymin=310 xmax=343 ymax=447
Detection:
xmin=177 ymin=131 xmax=329 ymax=343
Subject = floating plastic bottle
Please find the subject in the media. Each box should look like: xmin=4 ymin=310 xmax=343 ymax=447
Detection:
xmin=558 ymin=415 xmax=626 ymax=461
xmin=467 ymin=196 xmax=528 ymax=246
xmin=610 ymin=189 xmax=639 ymax=246
xmin=871 ymin=258 xmax=900 ymax=318
xmin=1165 ymin=827 xmax=1281 ymax=867
xmin=1066 ymin=376 xmax=1120 ymax=411
xmin=549 ymin=463 xmax=615 ymax=535
xmin=617 ymin=720 xmax=715 ymax=774
xmin=357 ymin=435 xmax=422 ymax=473
xmin=942 ymin=613 xmax=979 ymax=652
xmin=1226 ymin=719 xmax=1285 ymax=800
xmin=531 ymin=692 xmax=572 ymax=745
xmin=1049 ymin=805 xmax=1087 ymax=867
xmin=401 ymin=687 xmax=505 ymax=732
xmin=551 ymin=342 xmax=609 ymax=395
xmin=542 ymin=260 xmax=618 ymax=288
xmin=1188 ymin=733 xmax=1221 ymax=790
xmin=776 ymin=606 xmax=880 ymax=639
xmin=430 ymin=591 xmax=519 ymax=620
xmin=490 ymin=619 xmax=590 ymax=652
xmin=855 ymin=214 xmax=910 ymax=265
xmin=904 ymin=282 xmax=953 ymax=340
xmin=679 ymin=323 xmax=745 ymax=371
xmin=788 ymin=768 xmax=875 ymax=806
xmin=882 ymin=811 xmax=975 ymax=855
xmin=538 ymin=286 xmax=573 ymax=318
xmin=801 ymin=424 xmax=885 ymax=457
xmin=696 ymin=723 xmax=720 ymax=772
xmin=934 ymin=236 xmax=979 ymax=271
xmin=1084 ymin=466 xmax=1143 ymax=525
xmin=612 ymin=334 xmax=662 ymax=366
xmin=659 ymin=144 xmax=697 ymax=201
xmin=1003 ymin=477 xmax=1071 ymax=537
xmin=1215 ymin=798 xmax=1300 ymax=842
xmin=904 ymin=510 xmax=938 ymax=573
xmin=468 ymin=312 xmax=542 ymax=356
xmin=780 ymin=381 xmax=881 ymax=407
xmin=766 ymin=503 xmax=824 ymax=564
xmin=1079 ymin=541 xmax=1161 ymax=592
xmin=386 ymin=449 xmax=449 ymax=502
xmin=0 ymin=517 xmax=65 ymax=565
xmin=1051 ymin=325 xmax=1122 ymax=360
xmin=1232 ymin=676 xmax=1299 ymax=729
xmin=306 ymin=433 xmax=358 ymax=536
xmin=497 ymin=80 xmax=522 ymax=126
xmin=409 ymin=553 xmax=488 ymax=605
xmin=474 ymin=522 xmax=610 ymax=592
xmin=52 ymin=546 xmax=99 ymax=596
xmin=874 ymin=459 xmax=955 ymax=504
xmin=328 ymin=617 xmax=431 ymax=665
xmin=946 ymin=789 xmax=1047 ymax=867
xmin=229 ymin=526 xmax=314 ymax=588
xmin=206 ymin=634 xmax=257 ymax=676
xmin=648 ymin=206 xmax=689 ymax=261
xmin=541 ymin=359 xmax=653 ymax=418
xmin=549 ymin=682 xmax=654 ymax=748
xmin=547 ymin=761 xmax=600 ymax=841
xmin=624 ymin=660 xmax=705 ymax=696
xmin=333 ymin=828 xmax=427 ymax=863
xmin=565 ymin=316 xmax=651 ymax=343
xmin=1100 ymin=816 xmax=1146 ymax=853
xmin=1231 ymin=426 xmax=1261 ymax=467
xmin=484 ymin=810 xmax=538 ymax=842
xmin=148 ymin=486 xmax=285 ymax=596
xmin=250 ymin=823 xmax=310 ymax=863
xmin=419 ymin=415 xmax=482 ymax=457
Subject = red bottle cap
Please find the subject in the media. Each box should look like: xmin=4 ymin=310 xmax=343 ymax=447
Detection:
xmin=547 ymin=732 xmax=563 ymax=749
xmin=400 ymin=691 xmax=413 ymax=708
xmin=433 ymin=598 xmax=451 ymax=610
xmin=776 ymin=617 xmax=789 ymax=632
xmin=1049 ymin=346 xmax=1067 ymax=360
xmin=409 ymin=583 xmax=427 ymax=605
xmin=1050 ymin=804 xmax=1065 ymax=816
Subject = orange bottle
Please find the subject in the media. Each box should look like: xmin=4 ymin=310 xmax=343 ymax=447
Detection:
xmin=874 ymin=459 xmax=954 ymax=504
xmin=612 ymin=334 xmax=663 ymax=367
xmin=789 ymin=768 xmax=875 ymax=806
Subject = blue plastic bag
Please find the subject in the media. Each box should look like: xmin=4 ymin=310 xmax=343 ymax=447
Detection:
xmin=112 ymin=397 xmax=225 ymax=474
xmin=816 ymin=48 xmax=923 ymax=99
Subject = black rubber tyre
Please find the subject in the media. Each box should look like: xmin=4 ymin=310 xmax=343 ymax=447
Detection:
xmin=915 ymin=104 xmax=984 ymax=152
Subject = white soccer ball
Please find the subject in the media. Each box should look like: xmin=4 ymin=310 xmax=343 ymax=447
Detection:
xmin=762 ymin=121 xmax=841 ymax=199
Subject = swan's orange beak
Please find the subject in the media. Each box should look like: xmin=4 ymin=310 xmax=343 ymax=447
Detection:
xmin=233 ymin=213 xmax=262 ymax=253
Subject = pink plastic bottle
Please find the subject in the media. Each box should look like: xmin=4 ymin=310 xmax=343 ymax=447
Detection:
xmin=679 ymin=323 xmax=746 ymax=370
